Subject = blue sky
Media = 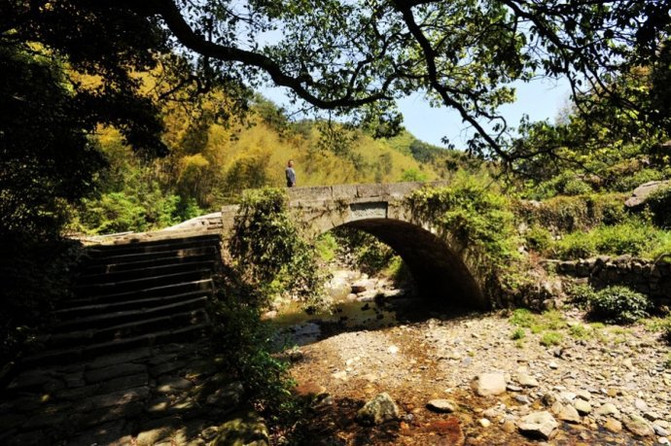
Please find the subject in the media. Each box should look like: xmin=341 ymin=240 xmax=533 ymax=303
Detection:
xmin=260 ymin=76 xmax=571 ymax=149
xmin=398 ymin=77 xmax=571 ymax=149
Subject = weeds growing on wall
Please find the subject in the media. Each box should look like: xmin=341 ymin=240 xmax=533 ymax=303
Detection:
xmin=549 ymin=219 xmax=671 ymax=260
xmin=229 ymin=187 xmax=324 ymax=307
xmin=513 ymin=193 xmax=627 ymax=234
xmin=514 ymin=191 xmax=671 ymax=261
xmin=406 ymin=174 xmax=524 ymax=299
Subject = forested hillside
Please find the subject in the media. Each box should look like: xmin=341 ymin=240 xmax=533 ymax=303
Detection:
xmin=68 ymin=67 xmax=479 ymax=235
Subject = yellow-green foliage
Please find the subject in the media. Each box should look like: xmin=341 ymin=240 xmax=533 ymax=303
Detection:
xmin=78 ymin=66 xmax=478 ymax=234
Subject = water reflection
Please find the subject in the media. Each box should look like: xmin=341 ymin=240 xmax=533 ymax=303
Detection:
xmin=266 ymin=273 xmax=417 ymax=348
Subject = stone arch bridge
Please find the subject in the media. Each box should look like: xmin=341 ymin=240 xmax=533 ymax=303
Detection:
xmin=95 ymin=181 xmax=494 ymax=309
xmin=213 ymin=182 xmax=490 ymax=309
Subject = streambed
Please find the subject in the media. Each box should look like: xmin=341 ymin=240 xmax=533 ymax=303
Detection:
xmin=263 ymin=271 xmax=668 ymax=445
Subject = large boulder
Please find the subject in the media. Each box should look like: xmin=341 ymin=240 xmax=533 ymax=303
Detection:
xmin=625 ymin=180 xmax=670 ymax=208
xmin=624 ymin=415 xmax=655 ymax=437
xmin=518 ymin=411 xmax=559 ymax=440
xmin=356 ymin=392 xmax=400 ymax=425
xmin=211 ymin=413 xmax=269 ymax=446
xmin=470 ymin=373 xmax=507 ymax=397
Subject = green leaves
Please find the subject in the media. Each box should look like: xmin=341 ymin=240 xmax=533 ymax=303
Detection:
xmin=229 ymin=188 xmax=323 ymax=303
xmin=407 ymin=174 xmax=519 ymax=268
xmin=588 ymin=286 xmax=651 ymax=325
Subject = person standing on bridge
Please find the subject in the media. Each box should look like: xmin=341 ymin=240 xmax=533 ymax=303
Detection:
xmin=285 ymin=159 xmax=296 ymax=187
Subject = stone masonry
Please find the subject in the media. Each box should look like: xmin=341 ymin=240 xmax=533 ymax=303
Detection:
xmin=552 ymin=255 xmax=671 ymax=308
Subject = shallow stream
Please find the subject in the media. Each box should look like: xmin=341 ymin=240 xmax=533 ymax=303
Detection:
xmin=266 ymin=270 xmax=418 ymax=347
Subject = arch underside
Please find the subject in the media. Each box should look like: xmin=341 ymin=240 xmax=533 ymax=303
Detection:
xmin=338 ymin=218 xmax=487 ymax=310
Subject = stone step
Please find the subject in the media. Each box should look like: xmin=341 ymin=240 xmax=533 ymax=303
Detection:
xmin=81 ymin=247 xmax=218 ymax=274
xmin=45 ymin=308 xmax=209 ymax=349
xmin=50 ymin=296 xmax=209 ymax=334
xmin=19 ymin=324 xmax=210 ymax=369
xmin=74 ymin=269 xmax=214 ymax=297
xmin=76 ymin=260 xmax=216 ymax=285
xmin=54 ymin=289 xmax=211 ymax=319
xmin=59 ymin=279 xmax=214 ymax=309
xmin=85 ymin=235 xmax=220 ymax=258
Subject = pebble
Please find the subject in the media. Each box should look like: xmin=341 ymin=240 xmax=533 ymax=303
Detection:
xmin=332 ymin=371 xmax=347 ymax=380
xmin=518 ymin=411 xmax=559 ymax=440
xmin=576 ymin=390 xmax=591 ymax=401
xmin=470 ymin=373 xmax=507 ymax=397
xmin=595 ymin=402 xmax=620 ymax=417
xmin=426 ymin=399 xmax=456 ymax=413
xmin=645 ymin=411 xmax=662 ymax=422
xmin=514 ymin=395 xmax=531 ymax=405
xmin=517 ymin=374 xmax=539 ymax=388
xmin=559 ymin=391 xmax=577 ymax=402
xmin=625 ymin=415 xmax=655 ymax=437
xmin=635 ymin=399 xmax=649 ymax=411
xmin=554 ymin=402 xmax=581 ymax=424
xmin=356 ymin=393 xmax=400 ymax=426
xmin=502 ymin=419 xmax=516 ymax=433
xmin=604 ymin=418 xmax=623 ymax=433
xmin=574 ymin=399 xmax=592 ymax=415
xmin=284 ymin=298 xmax=670 ymax=446
xmin=654 ymin=425 xmax=670 ymax=437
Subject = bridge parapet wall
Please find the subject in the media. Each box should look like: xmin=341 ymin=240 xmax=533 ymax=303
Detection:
xmin=286 ymin=181 xmax=448 ymax=204
xmin=285 ymin=181 xmax=448 ymax=235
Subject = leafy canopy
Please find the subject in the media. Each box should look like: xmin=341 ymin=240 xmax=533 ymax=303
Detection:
xmin=6 ymin=0 xmax=670 ymax=159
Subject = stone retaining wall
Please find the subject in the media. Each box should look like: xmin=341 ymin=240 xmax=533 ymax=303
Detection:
xmin=552 ymin=255 xmax=671 ymax=308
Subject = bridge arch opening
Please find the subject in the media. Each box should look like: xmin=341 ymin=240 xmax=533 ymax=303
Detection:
xmin=325 ymin=218 xmax=487 ymax=310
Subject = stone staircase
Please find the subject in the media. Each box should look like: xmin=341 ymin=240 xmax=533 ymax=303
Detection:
xmin=23 ymin=234 xmax=219 ymax=369
xmin=0 ymin=233 xmax=236 ymax=445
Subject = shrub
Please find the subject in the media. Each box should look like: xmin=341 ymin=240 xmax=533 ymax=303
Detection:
xmin=514 ymin=194 xmax=627 ymax=234
xmin=553 ymin=232 xmax=594 ymax=259
xmin=588 ymin=286 xmax=650 ymax=324
xmin=331 ymin=227 xmax=397 ymax=276
xmin=562 ymin=177 xmax=594 ymax=196
xmin=540 ymin=331 xmax=563 ymax=346
xmin=509 ymin=308 xmax=535 ymax=328
xmin=229 ymin=187 xmax=323 ymax=305
xmin=400 ymin=168 xmax=428 ymax=182
xmin=532 ymin=172 xmax=594 ymax=198
xmin=646 ymin=184 xmax=671 ymax=229
xmin=208 ymin=278 xmax=307 ymax=434
xmin=407 ymin=174 xmax=519 ymax=269
xmin=511 ymin=328 xmax=526 ymax=340
xmin=568 ymin=323 xmax=590 ymax=339
xmin=525 ymin=224 xmax=553 ymax=253
xmin=1 ymin=235 xmax=81 ymax=376
xmin=611 ymin=168 xmax=665 ymax=192
xmin=593 ymin=222 xmax=654 ymax=255
xmin=314 ymin=232 xmax=338 ymax=262
xmin=565 ymin=282 xmax=598 ymax=308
